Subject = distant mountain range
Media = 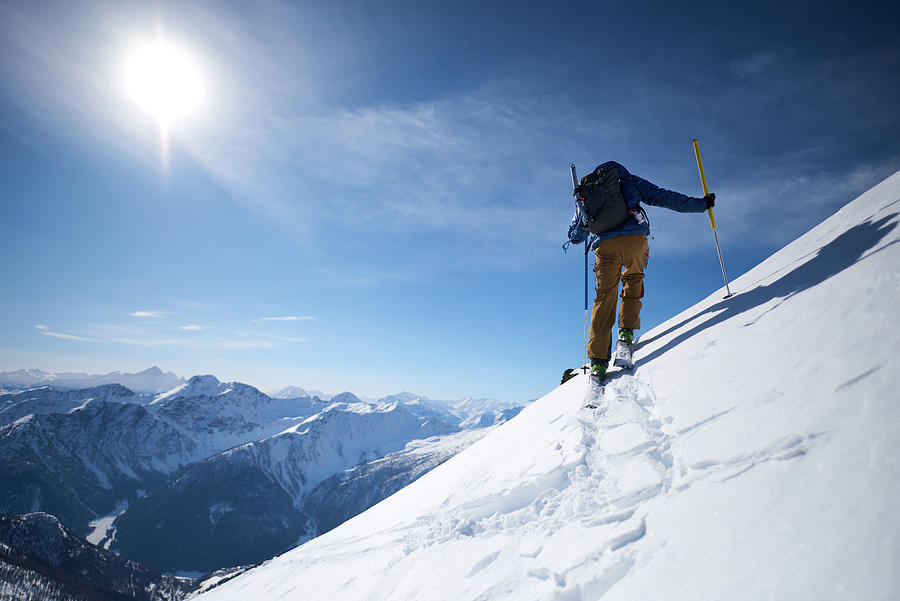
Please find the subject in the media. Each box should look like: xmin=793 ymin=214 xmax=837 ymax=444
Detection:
xmin=0 ymin=367 xmax=185 ymax=394
xmin=0 ymin=373 xmax=525 ymax=575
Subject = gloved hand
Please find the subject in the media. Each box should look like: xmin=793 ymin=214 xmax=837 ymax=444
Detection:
xmin=704 ymin=192 xmax=716 ymax=209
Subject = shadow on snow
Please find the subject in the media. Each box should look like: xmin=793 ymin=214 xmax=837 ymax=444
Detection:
xmin=636 ymin=211 xmax=900 ymax=367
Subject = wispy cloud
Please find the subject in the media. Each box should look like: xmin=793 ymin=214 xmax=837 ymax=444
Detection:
xmin=34 ymin=322 xmax=178 ymax=348
xmin=130 ymin=310 xmax=170 ymax=318
xmin=218 ymin=339 xmax=280 ymax=350
xmin=37 ymin=329 xmax=92 ymax=342
xmin=729 ymin=52 xmax=778 ymax=78
xmin=216 ymin=331 xmax=308 ymax=349
xmin=184 ymin=90 xmax=587 ymax=241
xmin=253 ymin=316 xmax=314 ymax=322
xmin=34 ymin=317 xmax=308 ymax=353
xmin=646 ymin=156 xmax=900 ymax=255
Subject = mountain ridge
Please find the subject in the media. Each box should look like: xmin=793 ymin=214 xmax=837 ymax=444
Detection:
xmin=0 ymin=367 xmax=184 ymax=394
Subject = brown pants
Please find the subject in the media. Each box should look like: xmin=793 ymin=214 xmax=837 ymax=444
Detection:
xmin=587 ymin=234 xmax=649 ymax=360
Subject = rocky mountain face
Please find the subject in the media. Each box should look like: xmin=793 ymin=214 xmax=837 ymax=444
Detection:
xmin=145 ymin=376 xmax=317 ymax=459
xmin=302 ymin=429 xmax=487 ymax=535
xmin=113 ymin=402 xmax=461 ymax=572
xmin=0 ymin=512 xmax=194 ymax=601
xmin=0 ymin=401 xmax=195 ymax=532
xmin=0 ymin=384 xmax=144 ymax=426
xmin=0 ymin=375 xmax=524 ymax=574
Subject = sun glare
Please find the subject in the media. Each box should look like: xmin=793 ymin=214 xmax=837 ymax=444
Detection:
xmin=124 ymin=39 xmax=205 ymax=128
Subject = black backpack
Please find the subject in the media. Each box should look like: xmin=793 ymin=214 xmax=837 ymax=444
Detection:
xmin=575 ymin=164 xmax=629 ymax=234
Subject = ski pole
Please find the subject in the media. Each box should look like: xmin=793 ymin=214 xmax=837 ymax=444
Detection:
xmin=692 ymin=139 xmax=733 ymax=299
xmin=571 ymin=164 xmax=589 ymax=373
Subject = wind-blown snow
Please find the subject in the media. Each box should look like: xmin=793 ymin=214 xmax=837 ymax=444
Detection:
xmin=195 ymin=170 xmax=900 ymax=601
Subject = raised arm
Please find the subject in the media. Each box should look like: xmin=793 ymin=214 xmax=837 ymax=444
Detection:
xmin=630 ymin=173 xmax=707 ymax=213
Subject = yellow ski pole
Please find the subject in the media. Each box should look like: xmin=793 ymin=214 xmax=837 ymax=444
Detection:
xmin=692 ymin=139 xmax=733 ymax=299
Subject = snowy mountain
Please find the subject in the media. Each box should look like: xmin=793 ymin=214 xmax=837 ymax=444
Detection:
xmin=113 ymin=401 xmax=462 ymax=572
xmin=0 ymin=400 xmax=196 ymax=531
xmin=0 ymin=374 xmax=523 ymax=574
xmin=373 ymin=392 xmax=525 ymax=428
xmin=0 ymin=383 xmax=144 ymax=426
xmin=194 ymin=172 xmax=900 ymax=601
xmin=302 ymin=429 xmax=488 ymax=535
xmin=0 ymin=512 xmax=194 ymax=601
xmin=145 ymin=375 xmax=329 ymax=458
xmin=269 ymin=385 xmax=331 ymax=400
xmin=0 ymin=367 xmax=184 ymax=394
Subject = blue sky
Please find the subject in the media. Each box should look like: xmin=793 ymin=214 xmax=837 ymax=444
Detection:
xmin=1 ymin=0 xmax=898 ymax=401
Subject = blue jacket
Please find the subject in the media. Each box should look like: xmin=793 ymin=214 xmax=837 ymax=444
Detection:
xmin=566 ymin=161 xmax=707 ymax=250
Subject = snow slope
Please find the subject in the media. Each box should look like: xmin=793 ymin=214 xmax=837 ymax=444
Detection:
xmin=196 ymin=171 xmax=900 ymax=601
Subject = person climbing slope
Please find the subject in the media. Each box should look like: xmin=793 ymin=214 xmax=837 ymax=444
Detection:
xmin=566 ymin=161 xmax=715 ymax=379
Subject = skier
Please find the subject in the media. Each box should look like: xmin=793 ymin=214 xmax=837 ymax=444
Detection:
xmin=566 ymin=161 xmax=715 ymax=380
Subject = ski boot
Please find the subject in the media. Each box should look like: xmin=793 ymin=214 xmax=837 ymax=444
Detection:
xmin=613 ymin=328 xmax=634 ymax=369
xmin=585 ymin=358 xmax=608 ymax=408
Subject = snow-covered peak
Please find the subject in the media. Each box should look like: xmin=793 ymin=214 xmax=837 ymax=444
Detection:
xmin=269 ymin=385 xmax=312 ymax=399
xmin=328 ymin=391 xmax=363 ymax=405
xmin=377 ymin=391 xmax=422 ymax=404
xmin=137 ymin=366 xmax=164 ymax=376
xmin=194 ymin=172 xmax=900 ymax=601
xmin=152 ymin=374 xmax=236 ymax=404
xmin=0 ymin=368 xmax=52 ymax=384
xmin=186 ymin=374 xmax=227 ymax=393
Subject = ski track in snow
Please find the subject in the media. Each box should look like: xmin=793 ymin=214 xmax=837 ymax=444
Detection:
xmin=392 ymin=370 xmax=675 ymax=599
xmin=549 ymin=369 xmax=825 ymax=598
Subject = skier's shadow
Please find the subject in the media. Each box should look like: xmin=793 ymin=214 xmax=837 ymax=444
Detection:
xmin=635 ymin=211 xmax=900 ymax=367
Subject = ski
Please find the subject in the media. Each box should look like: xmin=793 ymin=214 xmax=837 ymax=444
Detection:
xmin=584 ymin=373 xmax=606 ymax=408
xmin=613 ymin=339 xmax=633 ymax=369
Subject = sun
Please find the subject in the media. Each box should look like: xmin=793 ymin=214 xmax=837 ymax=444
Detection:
xmin=124 ymin=39 xmax=205 ymax=128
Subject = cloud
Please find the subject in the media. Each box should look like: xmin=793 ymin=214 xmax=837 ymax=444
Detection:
xmin=729 ymin=52 xmax=778 ymax=78
xmin=253 ymin=316 xmax=314 ymax=322
xmin=35 ymin=322 xmax=179 ymax=348
xmin=218 ymin=331 xmax=309 ymax=349
xmin=219 ymin=339 xmax=279 ymax=350
xmin=130 ymin=310 xmax=169 ymax=318
xmin=35 ymin=323 xmax=91 ymax=341
xmin=192 ymin=90 xmax=586 ymax=231
xmin=697 ymin=157 xmax=900 ymax=251
xmin=37 ymin=330 xmax=92 ymax=342
xmin=180 ymin=324 xmax=211 ymax=331
xmin=174 ymin=84 xmax=607 ymax=281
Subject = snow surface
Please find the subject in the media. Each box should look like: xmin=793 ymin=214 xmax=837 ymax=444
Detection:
xmin=198 ymin=171 xmax=900 ymax=600
xmin=86 ymin=500 xmax=129 ymax=549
